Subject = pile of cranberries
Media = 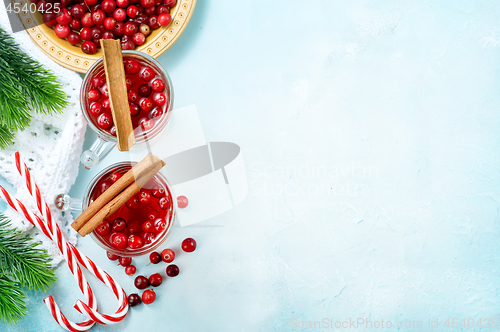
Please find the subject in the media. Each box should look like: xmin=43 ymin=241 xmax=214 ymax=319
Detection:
xmin=85 ymin=57 xmax=169 ymax=136
xmin=39 ymin=0 xmax=176 ymax=54
xmin=107 ymin=238 xmax=197 ymax=306
xmin=93 ymin=166 xmax=174 ymax=252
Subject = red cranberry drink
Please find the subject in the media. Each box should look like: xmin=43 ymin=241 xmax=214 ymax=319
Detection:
xmin=88 ymin=161 xmax=176 ymax=256
xmin=80 ymin=51 xmax=173 ymax=169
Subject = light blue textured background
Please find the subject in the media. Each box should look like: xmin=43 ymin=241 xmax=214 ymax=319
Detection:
xmin=4 ymin=0 xmax=500 ymax=331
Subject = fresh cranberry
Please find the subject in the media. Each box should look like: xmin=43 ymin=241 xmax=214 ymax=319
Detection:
xmin=148 ymin=15 xmax=160 ymax=29
xmin=56 ymin=9 xmax=72 ymax=25
xmin=102 ymin=98 xmax=111 ymax=110
xmin=127 ymin=5 xmax=138 ymax=17
xmin=134 ymin=275 xmax=149 ymax=289
xmin=129 ymin=103 xmax=140 ymax=117
xmin=177 ymin=195 xmax=188 ymax=209
xmin=136 ymin=14 xmax=148 ymax=25
xmin=43 ymin=12 xmax=58 ymax=27
xmin=154 ymin=218 xmax=167 ymax=232
xmin=111 ymin=232 xmax=127 ymax=248
xmin=150 ymin=78 xmax=165 ymax=92
xmin=101 ymin=0 xmax=116 ymax=13
xmin=81 ymin=12 xmax=94 ymax=27
xmin=142 ymin=289 xmax=156 ymax=304
xmin=121 ymin=40 xmax=135 ymax=50
xmin=80 ymin=27 xmax=92 ymax=40
xmin=91 ymin=26 xmax=102 ymax=39
xmin=164 ymin=0 xmax=176 ymax=6
xmin=158 ymin=196 xmax=170 ymax=210
xmin=148 ymin=210 xmax=160 ymax=221
xmin=158 ymin=13 xmax=171 ymax=26
xmin=128 ymin=293 xmax=141 ymax=306
xmin=149 ymin=107 xmax=163 ymax=119
xmin=124 ymin=60 xmax=141 ymax=74
xmin=127 ymin=219 xmax=142 ymax=234
xmin=69 ymin=18 xmax=82 ymax=31
xmin=89 ymin=102 xmax=102 ymax=116
xmin=95 ymin=220 xmax=111 ymax=236
xmin=139 ymin=98 xmax=154 ymax=112
xmin=86 ymin=0 xmax=98 ymax=4
xmin=97 ymin=113 xmax=113 ymax=129
xmin=156 ymin=4 xmax=169 ymax=15
xmin=161 ymin=248 xmax=175 ymax=263
xmin=126 ymin=196 xmax=140 ymax=209
xmin=70 ymin=4 xmax=86 ymax=18
xmin=116 ymin=0 xmax=129 ymax=7
xmin=54 ymin=24 xmax=70 ymax=39
xmin=113 ymin=8 xmax=126 ymax=21
xmin=182 ymin=238 xmax=196 ymax=252
xmin=140 ymin=0 xmax=155 ymax=7
xmin=149 ymin=252 xmax=161 ymax=264
xmin=92 ymin=3 xmax=102 ymax=12
xmin=128 ymin=90 xmax=139 ymax=103
xmin=138 ymin=83 xmax=152 ymax=97
xmin=110 ymin=126 xmax=117 ymax=136
xmin=128 ymin=235 xmax=144 ymax=249
xmin=81 ymin=40 xmax=97 ymax=54
xmin=124 ymin=21 xmax=138 ymax=35
xmin=102 ymin=31 xmax=115 ymax=39
xmin=92 ymin=76 xmax=105 ymax=88
xmin=139 ymin=190 xmax=152 ymax=204
xmin=141 ymin=232 xmax=156 ymax=244
xmin=119 ymin=256 xmax=132 ymax=266
xmin=107 ymin=251 xmax=120 ymax=260
xmin=67 ymin=32 xmax=81 ymax=45
xmin=103 ymin=17 xmax=116 ymax=30
xmin=166 ymin=264 xmax=179 ymax=277
xmin=139 ymin=23 xmax=150 ymax=36
xmin=151 ymin=185 xmax=165 ymax=198
xmin=101 ymin=84 xmax=109 ymax=97
xmin=113 ymin=21 xmax=124 ymax=36
xmin=153 ymin=93 xmax=167 ymax=106
xmin=132 ymin=32 xmax=145 ymax=46
xmin=142 ymin=220 xmax=154 ymax=233
xmin=87 ymin=89 xmax=101 ymax=102
xmin=125 ymin=77 xmax=133 ymax=90
xmin=144 ymin=6 xmax=156 ymax=15
xmin=125 ymin=265 xmax=137 ymax=276
xmin=149 ymin=273 xmax=162 ymax=287
xmin=112 ymin=217 xmax=127 ymax=232
xmin=110 ymin=172 xmax=122 ymax=183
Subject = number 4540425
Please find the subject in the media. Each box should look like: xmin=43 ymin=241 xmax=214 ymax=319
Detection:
xmin=6 ymin=2 xmax=60 ymax=13
xmin=444 ymin=318 xmax=498 ymax=329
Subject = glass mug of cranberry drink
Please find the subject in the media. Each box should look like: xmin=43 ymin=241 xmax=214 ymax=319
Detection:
xmin=80 ymin=50 xmax=173 ymax=170
xmin=56 ymin=161 xmax=176 ymax=256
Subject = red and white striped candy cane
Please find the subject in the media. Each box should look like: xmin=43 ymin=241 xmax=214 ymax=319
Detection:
xmin=13 ymin=152 xmax=129 ymax=327
xmin=0 ymin=186 xmax=96 ymax=332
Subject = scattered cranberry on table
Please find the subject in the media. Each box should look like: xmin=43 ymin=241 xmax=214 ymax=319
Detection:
xmin=149 ymin=273 xmax=162 ymax=287
xmin=142 ymin=289 xmax=156 ymax=305
xmin=128 ymin=293 xmax=142 ymax=307
xmin=125 ymin=265 xmax=136 ymax=276
xmin=177 ymin=195 xmax=188 ymax=209
xmin=119 ymin=256 xmax=132 ymax=266
xmin=161 ymin=248 xmax=174 ymax=263
xmin=149 ymin=251 xmax=161 ymax=264
xmin=134 ymin=275 xmax=149 ymax=289
xmin=106 ymin=251 xmax=120 ymax=260
xmin=181 ymin=238 xmax=196 ymax=253
xmin=166 ymin=264 xmax=179 ymax=277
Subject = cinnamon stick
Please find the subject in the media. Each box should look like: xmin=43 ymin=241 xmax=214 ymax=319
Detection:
xmin=101 ymin=39 xmax=135 ymax=151
xmin=78 ymin=160 xmax=164 ymax=237
xmin=71 ymin=153 xmax=165 ymax=232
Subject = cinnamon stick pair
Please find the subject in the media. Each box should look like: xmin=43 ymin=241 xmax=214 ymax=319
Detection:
xmin=72 ymin=153 xmax=165 ymax=237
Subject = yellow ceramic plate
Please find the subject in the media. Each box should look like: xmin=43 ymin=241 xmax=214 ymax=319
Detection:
xmin=16 ymin=0 xmax=196 ymax=73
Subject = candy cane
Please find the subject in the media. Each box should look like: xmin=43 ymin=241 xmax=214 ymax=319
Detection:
xmin=0 ymin=186 xmax=96 ymax=332
xmin=13 ymin=152 xmax=129 ymax=327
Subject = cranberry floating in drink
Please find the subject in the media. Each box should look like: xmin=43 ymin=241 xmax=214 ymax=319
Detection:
xmin=80 ymin=51 xmax=173 ymax=169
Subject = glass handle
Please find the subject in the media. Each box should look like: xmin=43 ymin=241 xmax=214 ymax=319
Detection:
xmin=55 ymin=194 xmax=83 ymax=213
xmin=81 ymin=137 xmax=116 ymax=170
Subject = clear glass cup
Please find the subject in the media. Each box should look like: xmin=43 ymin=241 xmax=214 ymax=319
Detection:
xmin=80 ymin=51 xmax=174 ymax=170
xmin=56 ymin=161 xmax=177 ymax=256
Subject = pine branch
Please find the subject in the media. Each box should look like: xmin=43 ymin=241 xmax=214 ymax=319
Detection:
xmin=0 ymin=275 xmax=26 ymax=326
xmin=0 ymin=28 xmax=68 ymax=116
xmin=0 ymin=124 xmax=15 ymax=149
xmin=0 ymin=215 xmax=56 ymax=293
